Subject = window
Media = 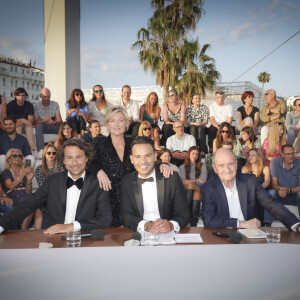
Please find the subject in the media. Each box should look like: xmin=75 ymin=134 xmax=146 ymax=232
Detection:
xmin=10 ymin=79 xmax=13 ymax=87
xmin=27 ymin=82 xmax=29 ymax=89
xmin=22 ymin=69 xmax=24 ymax=74
xmin=15 ymin=67 xmax=17 ymax=73
xmin=11 ymin=92 xmax=13 ymax=98
xmin=32 ymin=95 xmax=34 ymax=100
xmin=15 ymin=80 xmax=17 ymax=88
xmin=32 ymin=83 xmax=34 ymax=90
xmin=10 ymin=66 xmax=13 ymax=72
xmin=3 ymin=77 xmax=5 ymax=86
xmin=22 ymin=81 xmax=24 ymax=87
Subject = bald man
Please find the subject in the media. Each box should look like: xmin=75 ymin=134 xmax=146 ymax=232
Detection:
xmin=34 ymin=88 xmax=62 ymax=158
xmin=201 ymin=148 xmax=300 ymax=232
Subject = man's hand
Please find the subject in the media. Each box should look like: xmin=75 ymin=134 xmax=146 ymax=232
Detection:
xmin=239 ymin=218 xmax=261 ymax=229
xmin=44 ymin=224 xmax=74 ymax=234
xmin=148 ymin=219 xmax=172 ymax=234
xmin=278 ymin=187 xmax=288 ymax=198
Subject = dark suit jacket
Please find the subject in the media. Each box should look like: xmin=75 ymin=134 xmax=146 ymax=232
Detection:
xmin=201 ymin=173 xmax=299 ymax=229
xmin=0 ymin=171 xmax=112 ymax=231
xmin=120 ymin=167 xmax=189 ymax=231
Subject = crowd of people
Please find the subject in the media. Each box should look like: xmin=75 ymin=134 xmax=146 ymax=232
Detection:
xmin=0 ymin=84 xmax=300 ymax=233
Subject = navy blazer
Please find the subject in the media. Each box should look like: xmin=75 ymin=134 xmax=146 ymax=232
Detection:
xmin=201 ymin=172 xmax=299 ymax=229
xmin=120 ymin=167 xmax=189 ymax=231
xmin=0 ymin=171 xmax=112 ymax=231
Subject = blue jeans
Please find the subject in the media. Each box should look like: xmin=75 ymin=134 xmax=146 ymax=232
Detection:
xmin=264 ymin=189 xmax=300 ymax=223
xmin=36 ymin=122 xmax=60 ymax=151
xmin=287 ymin=128 xmax=297 ymax=145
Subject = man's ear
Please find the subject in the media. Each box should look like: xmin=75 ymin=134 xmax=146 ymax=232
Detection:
xmin=154 ymin=151 xmax=157 ymax=161
xmin=130 ymin=155 xmax=133 ymax=164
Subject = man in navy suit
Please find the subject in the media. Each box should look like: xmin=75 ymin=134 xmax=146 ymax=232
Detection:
xmin=0 ymin=139 xmax=112 ymax=234
xmin=120 ymin=137 xmax=189 ymax=233
xmin=201 ymin=148 xmax=300 ymax=231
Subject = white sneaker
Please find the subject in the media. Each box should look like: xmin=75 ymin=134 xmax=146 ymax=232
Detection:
xmin=38 ymin=150 xmax=44 ymax=159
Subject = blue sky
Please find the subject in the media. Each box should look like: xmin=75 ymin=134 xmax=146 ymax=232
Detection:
xmin=0 ymin=0 xmax=299 ymax=97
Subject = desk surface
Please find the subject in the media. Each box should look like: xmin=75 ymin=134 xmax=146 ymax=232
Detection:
xmin=0 ymin=226 xmax=299 ymax=249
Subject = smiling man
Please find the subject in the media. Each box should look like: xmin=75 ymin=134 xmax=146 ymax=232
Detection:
xmin=0 ymin=139 xmax=112 ymax=234
xmin=201 ymin=148 xmax=300 ymax=232
xmin=120 ymin=137 xmax=189 ymax=233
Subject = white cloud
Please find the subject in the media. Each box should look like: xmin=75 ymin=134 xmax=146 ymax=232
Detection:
xmin=230 ymin=22 xmax=269 ymax=40
xmin=81 ymin=45 xmax=107 ymax=70
xmin=196 ymin=27 xmax=208 ymax=35
xmin=100 ymin=63 xmax=140 ymax=75
xmin=217 ymin=24 xmax=231 ymax=30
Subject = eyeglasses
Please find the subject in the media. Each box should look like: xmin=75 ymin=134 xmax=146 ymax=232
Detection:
xmin=46 ymin=151 xmax=56 ymax=155
xmin=276 ymin=122 xmax=283 ymax=126
xmin=174 ymin=125 xmax=184 ymax=129
xmin=264 ymin=93 xmax=269 ymax=96
xmin=143 ymin=127 xmax=151 ymax=131
xmin=94 ymin=89 xmax=103 ymax=94
xmin=75 ymin=93 xmax=83 ymax=97
xmin=11 ymin=154 xmax=22 ymax=158
xmin=168 ymin=94 xmax=176 ymax=97
xmin=222 ymin=130 xmax=229 ymax=133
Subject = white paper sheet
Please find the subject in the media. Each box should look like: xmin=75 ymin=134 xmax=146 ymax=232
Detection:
xmin=174 ymin=233 xmax=203 ymax=243
xmin=239 ymin=229 xmax=267 ymax=239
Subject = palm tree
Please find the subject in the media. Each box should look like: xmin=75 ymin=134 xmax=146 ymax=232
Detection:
xmin=133 ymin=0 xmax=205 ymax=102
xmin=257 ymin=71 xmax=271 ymax=110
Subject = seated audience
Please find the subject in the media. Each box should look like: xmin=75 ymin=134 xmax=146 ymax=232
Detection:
xmin=186 ymin=93 xmax=209 ymax=153
xmin=118 ymin=85 xmax=140 ymax=137
xmin=7 ymin=88 xmax=36 ymax=152
xmin=237 ymin=91 xmax=259 ymax=132
xmin=162 ymin=89 xmax=186 ymax=143
xmin=212 ymin=122 xmax=236 ymax=153
xmin=156 ymin=148 xmax=179 ymax=173
xmin=0 ymin=93 xmax=7 ymax=131
xmin=66 ymin=89 xmax=89 ymax=135
xmin=261 ymin=122 xmax=286 ymax=167
xmin=0 ymin=116 xmax=35 ymax=172
xmin=138 ymin=121 xmax=161 ymax=151
xmin=293 ymin=130 xmax=300 ymax=158
xmin=139 ymin=92 xmax=161 ymax=148
xmin=260 ymin=89 xmax=286 ymax=145
xmin=166 ymin=120 xmax=196 ymax=167
xmin=234 ymin=126 xmax=260 ymax=171
xmin=1 ymin=149 xmax=41 ymax=230
xmin=0 ymin=180 xmax=14 ymax=216
xmin=264 ymin=144 xmax=300 ymax=225
xmin=201 ymin=148 xmax=300 ymax=231
xmin=34 ymin=88 xmax=62 ymax=158
xmin=120 ymin=137 xmax=189 ymax=233
xmin=34 ymin=143 xmax=64 ymax=187
xmin=81 ymin=120 xmax=104 ymax=145
xmin=54 ymin=121 xmax=78 ymax=151
xmin=208 ymin=90 xmax=233 ymax=152
xmin=286 ymin=98 xmax=300 ymax=145
xmin=88 ymin=84 xmax=112 ymax=137
xmin=179 ymin=146 xmax=207 ymax=226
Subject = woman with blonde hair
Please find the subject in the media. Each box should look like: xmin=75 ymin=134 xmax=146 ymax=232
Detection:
xmin=1 ymin=148 xmax=41 ymax=230
xmin=261 ymin=122 xmax=286 ymax=166
xmin=138 ymin=121 xmax=161 ymax=151
xmin=34 ymin=143 xmax=64 ymax=187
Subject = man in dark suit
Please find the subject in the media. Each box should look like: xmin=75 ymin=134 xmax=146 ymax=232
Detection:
xmin=201 ymin=148 xmax=300 ymax=232
xmin=0 ymin=139 xmax=112 ymax=234
xmin=120 ymin=137 xmax=189 ymax=233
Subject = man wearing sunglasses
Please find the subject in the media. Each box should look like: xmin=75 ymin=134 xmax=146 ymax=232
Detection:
xmin=0 ymin=116 xmax=35 ymax=172
xmin=34 ymin=88 xmax=63 ymax=159
xmin=260 ymin=89 xmax=286 ymax=145
xmin=285 ymin=98 xmax=300 ymax=145
xmin=0 ymin=138 xmax=112 ymax=234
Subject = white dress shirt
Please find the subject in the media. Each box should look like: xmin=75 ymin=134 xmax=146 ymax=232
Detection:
xmin=222 ymin=179 xmax=244 ymax=228
xmin=137 ymin=170 xmax=180 ymax=232
xmin=118 ymin=98 xmax=139 ymax=122
xmin=166 ymin=133 xmax=196 ymax=152
xmin=64 ymin=171 xmax=86 ymax=231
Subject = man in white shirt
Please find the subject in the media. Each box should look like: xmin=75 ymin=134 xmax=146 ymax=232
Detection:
xmin=201 ymin=148 xmax=300 ymax=232
xmin=0 ymin=139 xmax=112 ymax=234
xmin=166 ymin=120 xmax=196 ymax=166
xmin=208 ymin=90 xmax=233 ymax=151
xmin=118 ymin=84 xmax=140 ymax=136
xmin=120 ymin=137 xmax=189 ymax=233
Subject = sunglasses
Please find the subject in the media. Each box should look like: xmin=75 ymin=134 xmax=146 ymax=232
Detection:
xmin=276 ymin=122 xmax=283 ymax=126
xmin=143 ymin=127 xmax=152 ymax=131
xmin=222 ymin=130 xmax=229 ymax=133
xmin=11 ymin=154 xmax=22 ymax=158
xmin=46 ymin=151 xmax=56 ymax=155
xmin=168 ymin=94 xmax=176 ymax=97
xmin=265 ymin=93 xmax=269 ymax=96
xmin=94 ymin=89 xmax=103 ymax=94
xmin=75 ymin=93 xmax=83 ymax=97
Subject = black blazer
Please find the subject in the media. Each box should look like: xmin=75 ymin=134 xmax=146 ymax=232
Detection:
xmin=120 ymin=167 xmax=189 ymax=231
xmin=201 ymin=172 xmax=299 ymax=229
xmin=0 ymin=171 xmax=112 ymax=231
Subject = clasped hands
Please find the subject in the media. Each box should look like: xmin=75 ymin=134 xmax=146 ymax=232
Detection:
xmin=146 ymin=219 xmax=173 ymax=234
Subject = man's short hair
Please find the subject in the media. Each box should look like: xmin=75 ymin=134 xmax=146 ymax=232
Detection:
xmin=221 ymin=140 xmax=234 ymax=149
xmin=282 ymin=144 xmax=294 ymax=152
xmin=88 ymin=120 xmax=100 ymax=128
xmin=122 ymin=84 xmax=131 ymax=91
xmin=3 ymin=116 xmax=17 ymax=124
xmin=215 ymin=90 xmax=225 ymax=95
xmin=293 ymin=98 xmax=300 ymax=106
xmin=131 ymin=137 xmax=155 ymax=153
xmin=14 ymin=87 xmax=28 ymax=97
xmin=266 ymin=89 xmax=276 ymax=96
xmin=59 ymin=138 xmax=94 ymax=165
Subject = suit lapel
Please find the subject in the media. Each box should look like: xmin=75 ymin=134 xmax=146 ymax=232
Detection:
xmin=236 ymin=174 xmax=248 ymax=220
xmin=60 ymin=172 xmax=68 ymax=216
xmin=156 ymin=169 xmax=165 ymax=218
xmin=132 ymin=172 xmax=144 ymax=218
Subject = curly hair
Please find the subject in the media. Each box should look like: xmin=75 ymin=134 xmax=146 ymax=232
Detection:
xmin=183 ymin=146 xmax=202 ymax=180
xmin=215 ymin=122 xmax=236 ymax=150
xmin=68 ymin=89 xmax=87 ymax=109
xmin=144 ymin=92 xmax=160 ymax=116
